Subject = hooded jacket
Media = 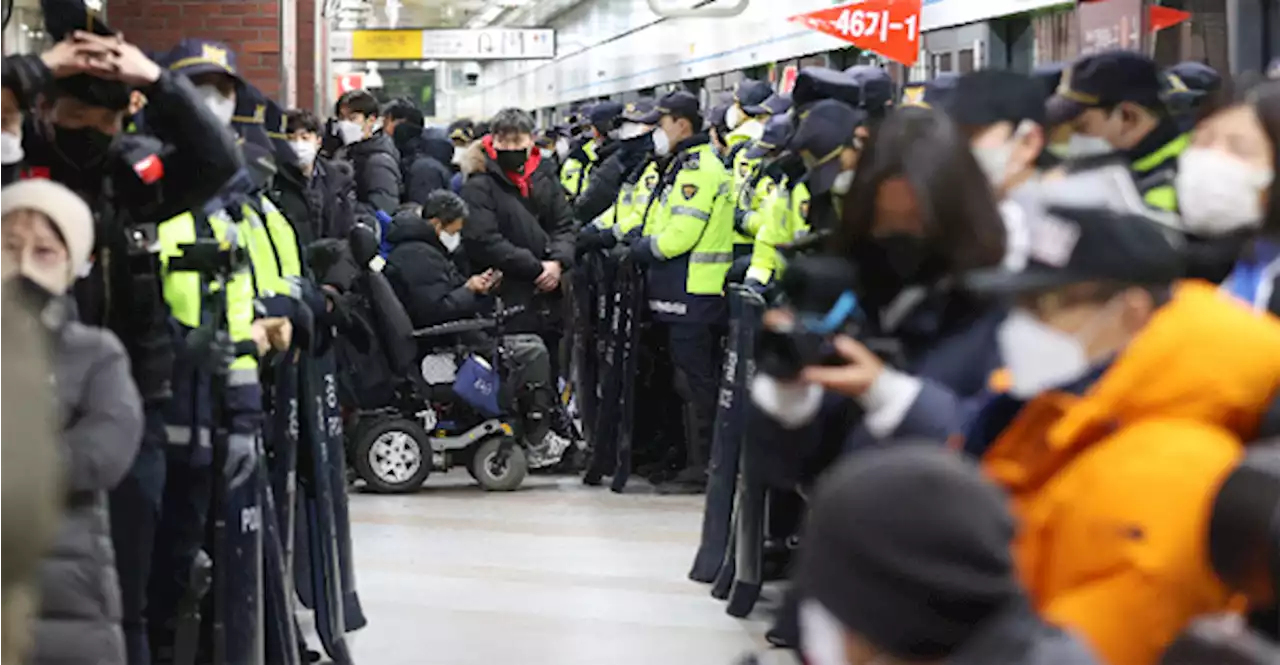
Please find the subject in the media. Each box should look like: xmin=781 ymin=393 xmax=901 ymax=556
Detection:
xmin=458 ymin=139 xmax=576 ymax=333
xmin=397 ymin=127 xmax=454 ymax=206
xmin=342 ymin=131 xmax=402 ymax=216
xmin=971 ymin=282 xmax=1280 ymax=665
xmin=384 ymin=210 xmax=486 ymax=328
xmin=32 ymin=300 xmax=143 ymax=665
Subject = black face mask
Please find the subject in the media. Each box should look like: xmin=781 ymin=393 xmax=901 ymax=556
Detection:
xmin=494 ymin=148 xmax=528 ymax=174
xmin=1 ymin=163 xmax=17 ymax=186
xmin=52 ymin=125 xmax=115 ymax=170
xmin=853 ymin=232 xmax=940 ymax=306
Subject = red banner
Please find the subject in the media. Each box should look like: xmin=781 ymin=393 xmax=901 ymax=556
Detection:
xmin=779 ymin=65 xmax=799 ymax=95
xmin=789 ymin=0 xmax=922 ymax=67
xmin=1148 ymin=5 xmax=1191 ymax=32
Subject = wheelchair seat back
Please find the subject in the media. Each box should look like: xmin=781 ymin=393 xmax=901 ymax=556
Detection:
xmin=348 ymin=225 xmax=427 ymax=392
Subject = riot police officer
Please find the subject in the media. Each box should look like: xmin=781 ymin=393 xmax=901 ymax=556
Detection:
xmin=628 ymin=91 xmax=735 ymax=494
xmin=561 ymin=101 xmax=624 ymax=202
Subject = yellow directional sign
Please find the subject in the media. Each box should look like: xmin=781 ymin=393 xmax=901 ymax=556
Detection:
xmin=350 ymin=30 xmax=424 ymax=60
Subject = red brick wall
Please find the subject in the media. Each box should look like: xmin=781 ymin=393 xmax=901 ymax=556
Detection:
xmin=109 ymin=0 xmax=286 ymax=101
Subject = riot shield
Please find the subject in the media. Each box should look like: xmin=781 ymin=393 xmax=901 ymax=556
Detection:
xmin=609 ymin=257 xmax=646 ymax=493
xmin=723 ymin=290 xmax=767 ymax=618
xmin=569 ymin=252 xmax=600 ymax=447
xmin=296 ymin=349 xmax=355 ymax=665
xmin=690 ymin=285 xmax=755 ymax=583
xmin=584 ymin=250 xmax=623 ymax=484
xmin=221 ymin=454 xmax=265 ymax=665
xmin=262 ymin=358 xmax=301 ymax=665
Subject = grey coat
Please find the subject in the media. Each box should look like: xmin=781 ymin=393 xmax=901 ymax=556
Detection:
xmin=949 ymin=601 xmax=1099 ymax=665
xmin=30 ymin=309 xmax=142 ymax=665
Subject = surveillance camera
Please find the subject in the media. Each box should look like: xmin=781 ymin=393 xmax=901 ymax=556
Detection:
xmin=461 ymin=61 xmax=482 ymax=86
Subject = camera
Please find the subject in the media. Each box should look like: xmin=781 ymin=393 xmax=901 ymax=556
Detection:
xmin=461 ymin=61 xmax=482 ymax=86
xmin=754 ymin=253 xmax=862 ymax=381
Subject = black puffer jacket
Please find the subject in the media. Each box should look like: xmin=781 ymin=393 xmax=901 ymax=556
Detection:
xmin=272 ymin=157 xmax=358 ymax=247
xmin=343 ymin=132 xmax=402 ymax=216
xmin=459 ymin=141 xmax=576 ymax=333
xmin=32 ymin=301 xmax=143 ymax=665
xmin=396 ymin=127 xmax=454 ymax=206
xmin=384 ymin=211 xmax=486 ymax=328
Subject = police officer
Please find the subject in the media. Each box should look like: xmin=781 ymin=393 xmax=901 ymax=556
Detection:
xmin=730 ymin=94 xmax=792 ymax=263
xmin=573 ymin=99 xmax=659 ymax=227
xmin=742 ymin=115 xmax=798 ymax=288
xmin=561 ymin=101 xmax=624 ymax=202
xmin=1045 ymin=50 xmax=1188 ymax=213
xmin=1163 ymin=61 xmax=1221 ymax=132
xmin=628 ymin=91 xmax=734 ymax=494
xmin=791 ymin=100 xmax=866 ymax=233
xmin=844 ymin=64 xmax=897 ymax=120
xmin=901 ymin=72 xmax=959 ymax=111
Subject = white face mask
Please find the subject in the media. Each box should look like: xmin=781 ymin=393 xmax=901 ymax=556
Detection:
xmin=1176 ymin=146 xmax=1273 ymax=236
xmin=998 ymin=308 xmax=1112 ymax=398
xmin=555 ymin=137 xmax=571 ymax=160
xmin=540 ymin=147 xmax=554 ymax=160
xmin=799 ymin=600 xmax=852 ymax=665
xmin=438 ymin=229 xmax=462 ymax=253
xmin=830 ymin=170 xmax=855 ymax=196
xmin=289 ymin=139 xmax=318 ymax=166
xmin=726 ymin=104 xmax=747 ymax=131
xmin=617 ymin=121 xmax=652 ymax=141
xmin=337 ymin=119 xmax=365 ymax=145
xmin=1058 ymin=133 xmax=1113 ymax=160
xmin=651 ymin=127 xmax=671 ymax=157
xmin=195 ymin=84 xmax=236 ymax=127
xmin=452 ymin=146 xmax=466 ymax=165
xmin=971 ymin=121 xmax=1035 ymax=191
xmin=2 ymin=131 xmax=23 ymax=165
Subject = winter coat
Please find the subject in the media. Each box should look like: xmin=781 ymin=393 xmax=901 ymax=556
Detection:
xmin=31 ymin=301 xmax=143 ymax=665
xmin=947 ymin=601 xmax=1099 ymax=665
xmin=342 ymin=132 xmax=402 ymax=217
xmin=458 ymin=140 xmax=576 ymax=333
xmin=272 ymin=157 xmax=357 ymax=247
xmin=399 ymin=130 xmax=454 ymax=206
xmin=384 ymin=211 xmax=487 ymax=328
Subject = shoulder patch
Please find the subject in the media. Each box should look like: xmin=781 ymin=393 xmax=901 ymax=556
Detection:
xmin=644 ymin=174 xmax=659 ymax=190
xmin=762 ymin=180 xmax=777 ymax=196
xmin=681 ymin=184 xmax=699 ymax=200
xmin=738 ymin=162 xmax=752 ymax=178
xmin=799 ymin=199 xmax=810 ymax=219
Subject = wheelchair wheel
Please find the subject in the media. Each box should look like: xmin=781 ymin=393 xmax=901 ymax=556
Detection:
xmin=470 ymin=438 xmax=528 ymax=492
xmin=353 ymin=417 xmax=431 ymax=493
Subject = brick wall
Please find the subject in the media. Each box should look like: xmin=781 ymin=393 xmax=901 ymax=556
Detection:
xmin=109 ymin=0 xmax=287 ymax=101
xmin=295 ymin=0 xmax=318 ymax=114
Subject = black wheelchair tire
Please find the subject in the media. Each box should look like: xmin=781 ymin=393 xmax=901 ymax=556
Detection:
xmin=352 ymin=417 xmax=432 ymax=494
xmin=469 ymin=438 xmax=528 ymax=492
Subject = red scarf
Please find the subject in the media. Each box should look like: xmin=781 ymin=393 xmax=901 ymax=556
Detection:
xmin=483 ymin=134 xmax=541 ymax=197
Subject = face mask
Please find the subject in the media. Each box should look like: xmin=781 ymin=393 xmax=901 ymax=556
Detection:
xmin=555 ymin=137 xmax=570 ymax=160
xmin=494 ymin=148 xmax=528 ymax=173
xmin=799 ymin=600 xmax=851 ymax=665
xmin=830 ymin=170 xmax=855 ymax=196
xmin=998 ymin=310 xmax=1092 ymax=398
xmin=52 ymin=125 xmax=115 ymax=168
xmin=1060 ymin=133 xmax=1113 ymax=159
xmin=337 ymin=119 xmax=365 ymax=145
xmin=438 ymin=229 xmax=462 ymax=253
xmin=651 ymin=128 xmax=671 ymax=157
xmin=452 ymin=146 xmax=466 ymax=165
xmin=1176 ymin=146 xmax=1273 ymax=236
xmin=195 ymin=84 xmax=236 ymax=126
xmin=540 ymin=147 xmax=554 ymax=160
xmin=6 ymin=274 xmax=56 ymax=314
xmin=972 ymin=120 xmax=1035 ymax=189
xmin=289 ymin=139 xmax=318 ymax=166
xmin=617 ymin=121 xmax=652 ymax=141
xmin=1 ymin=131 xmax=23 ymax=166
xmin=868 ymin=232 xmax=932 ymax=284
xmin=726 ymin=104 xmax=747 ymax=131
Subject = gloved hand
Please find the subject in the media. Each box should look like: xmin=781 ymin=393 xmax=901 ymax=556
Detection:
xmin=598 ymin=229 xmax=619 ymax=250
xmin=224 ymin=432 xmax=259 ymax=489
xmin=628 ymin=237 xmax=658 ymax=265
xmin=576 ymin=225 xmax=606 ymax=254
xmin=183 ymin=326 xmax=236 ymax=375
xmin=733 ymin=208 xmax=751 ymax=235
xmin=745 ymin=278 xmax=768 ymax=294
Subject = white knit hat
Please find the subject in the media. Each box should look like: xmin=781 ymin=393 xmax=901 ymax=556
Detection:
xmin=1 ymin=179 xmax=95 ymax=280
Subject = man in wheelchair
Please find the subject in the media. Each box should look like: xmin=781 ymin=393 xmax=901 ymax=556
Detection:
xmin=375 ymin=191 xmax=574 ymax=485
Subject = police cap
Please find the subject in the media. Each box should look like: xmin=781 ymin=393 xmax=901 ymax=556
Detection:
xmin=620 ymin=98 xmax=657 ymax=123
xmin=792 ymin=67 xmax=862 ymax=110
xmin=745 ymin=114 xmax=795 ymax=160
xmin=449 ymin=119 xmax=476 ymax=143
xmin=164 ymin=38 xmax=241 ymax=81
xmin=1031 ymin=62 xmax=1067 ymax=102
xmin=791 ymin=99 xmax=865 ymax=195
xmin=1046 ymin=50 xmax=1164 ymax=127
xmin=262 ymin=98 xmax=297 ymax=164
xmin=948 ymin=69 xmax=1046 ymax=130
xmin=588 ymin=100 xmax=625 ymax=128
xmin=635 ymin=91 xmax=701 ymax=125
xmin=707 ymin=103 xmax=731 ymax=133
xmin=744 ymin=93 xmax=793 ymax=117
xmin=735 ymin=80 xmax=773 ymax=108
xmin=844 ymin=65 xmax=895 ymax=113
xmin=1166 ymin=61 xmax=1221 ymax=96
xmin=904 ymin=73 xmax=958 ymax=111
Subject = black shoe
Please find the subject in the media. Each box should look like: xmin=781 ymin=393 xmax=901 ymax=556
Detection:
xmin=655 ymin=467 xmax=708 ymax=495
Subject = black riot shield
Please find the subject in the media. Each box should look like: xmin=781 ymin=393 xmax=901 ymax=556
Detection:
xmin=295 ymin=348 xmax=355 ymax=665
xmin=221 ymin=452 xmax=265 ymax=665
xmin=570 ymin=252 xmax=599 ymax=447
xmin=262 ymin=357 xmax=301 ymax=665
xmin=584 ymin=250 xmax=623 ymax=484
xmin=609 ymin=258 xmax=646 ymax=493
xmin=722 ymin=290 xmax=767 ymax=618
xmin=690 ymin=285 xmax=756 ymax=583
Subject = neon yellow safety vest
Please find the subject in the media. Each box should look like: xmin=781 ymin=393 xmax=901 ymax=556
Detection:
xmin=607 ymin=161 xmax=661 ymax=236
xmin=560 ymin=139 xmax=600 ymax=200
xmin=1132 ymin=132 xmax=1189 ymax=213
xmin=158 ymin=210 xmax=259 ymax=380
xmin=744 ymin=178 xmax=793 ymax=285
xmin=238 ymin=194 xmax=303 ymax=298
xmin=647 ymin=142 xmax=735 ymax=297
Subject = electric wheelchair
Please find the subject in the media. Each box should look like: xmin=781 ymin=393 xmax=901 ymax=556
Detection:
xmin=340 ymin=226 xmax=574 ymax=493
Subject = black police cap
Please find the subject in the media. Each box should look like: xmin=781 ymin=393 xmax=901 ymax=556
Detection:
xmin=1046 ymin=50 xmax=1164 ymax=127
xmin=1167 ymin=61 xmax=1221 ymax=95
xmin=744 ymin=93 xmax=793 ymax=117
xmin=916 ymin=73 xmax=959 ymax=111
xmin=588 ymin=101 xmax=624 ymax=127
xmin=707 ymin=103 xmax=731 ymax=132
xmin=635 ymin=91 xmax=701 ymax=125
xmin=164 ymin=38 xmax=241 ymax=81
xmin=620 ymin=98 xmax=657 ymax=123
xmin=1032 ymin=62 xmax=1067 ymax=102
xmin=948 ymin=69 xmax=1047 ymax=129
xmin=745 ymin=114 xmax=795 ymax=160
xmin=964 ymin=204 xmax=1185 ymax=295
xmin=42 ymin=0 xmax=113 ymax=42
xmin=792 ymin=67 xmax=862 ymax=110
xmin=792 ymin=99 xmax=864 ymax=195
xmin=844 ymin=65 xmax=895 ymax=112
xmin=735 ymin=80 xmax=773 ymax=108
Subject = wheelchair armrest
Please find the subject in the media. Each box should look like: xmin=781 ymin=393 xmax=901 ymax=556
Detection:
xmin=412 ymin=318 xmax=497 ymax=339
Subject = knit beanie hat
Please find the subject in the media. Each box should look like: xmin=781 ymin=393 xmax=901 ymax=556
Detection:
xmin=1 ymin=179 xmax=95 ymax=283
xmin=1209 ymin=443 xmax=1280 ymax=595
xmin=795 ymin=444 xmax=1020 ymax=660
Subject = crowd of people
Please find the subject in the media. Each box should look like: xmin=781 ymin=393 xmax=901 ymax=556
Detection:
xmin=2 ymin=0 xmax=1280 ymax=662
